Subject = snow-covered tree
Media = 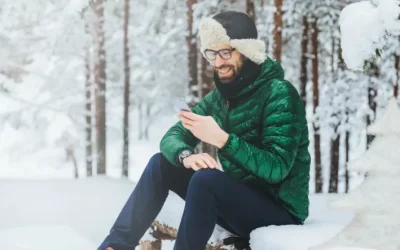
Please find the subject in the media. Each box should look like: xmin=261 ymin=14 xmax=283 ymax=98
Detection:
xmin=339 ymin=0 xmax=400 ymax=71
xmin=313 ymin=97 xmax=400 ymax=250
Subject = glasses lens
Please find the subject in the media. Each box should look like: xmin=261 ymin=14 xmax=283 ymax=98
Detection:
xmin=219 ymin=49 xmax=232 ymax=60
xmin=204 ymin=50 xmax=216 ymax=60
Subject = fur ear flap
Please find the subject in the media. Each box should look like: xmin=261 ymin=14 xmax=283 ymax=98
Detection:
xmin=230 ymin=39 xmax=267 ymax=65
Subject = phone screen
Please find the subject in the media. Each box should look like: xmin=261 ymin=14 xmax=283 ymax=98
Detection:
xmin=174 ymin=98 xmax=191 ymax=112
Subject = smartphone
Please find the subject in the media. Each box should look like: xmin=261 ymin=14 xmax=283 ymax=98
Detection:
xmin=174 ymin=98 xmax=191 ymax=112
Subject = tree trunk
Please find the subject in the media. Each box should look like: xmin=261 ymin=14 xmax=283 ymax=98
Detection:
xmin=338 ymin=36 xmax=350 ymax=193
xmin=144 ymin=104 xmax=151 ymax=140
xmin=246 ymin=0 xmax=256 ymax=22
xmin=395 ymin=54 xmax=399 ymax=98
xmin=186 ymin=0 xmax=198 ymax=106
xmin=366 ymin=63 xmax=378 ymax=148
xmin=200 ymin=55 xmax=217 ymax=159
xmin=94 ymin=0 xmax=107 ymax=174
xmin=138 ymin=101 xmax=143 ymax=140
xmin=345 ymin=131 xmax=350 ymax=193
xmin=310 ymin=16 xmax=322 ymax=193
xmin=66 ymin=144 xmax=78 ymax=179
xmin=329 ymin=34 xmax=339 ymax=194
xmin=273 ymin=0 xmax=283 ymax=62
xmin=367 ymin=86 xmax=377 ymax=147
xmin=84 ymin=14 xmax=93 ymax=177
xmin=122 ymin=0 xmax=130 ymax=178
xmin=329 ymin=134 xmax=339 ymax=193
xmin=200 ymin=55 xmax=214 ymax=96
xmin=300 ymin=15 xmax=309 ymax=106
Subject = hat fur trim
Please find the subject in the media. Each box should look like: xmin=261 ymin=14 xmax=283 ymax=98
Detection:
xmin=198 ymin=17 xmax=267 ymax=65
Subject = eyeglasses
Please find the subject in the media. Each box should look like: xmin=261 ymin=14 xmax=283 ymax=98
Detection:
xmin=204 ymin=48 xmax=236 ymax=61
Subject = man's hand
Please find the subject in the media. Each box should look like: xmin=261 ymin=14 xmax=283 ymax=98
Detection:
xmin=178 ymin=111 xmax=229 ymax=149
xmin=183 ymin=153 xmax=220 ymax=171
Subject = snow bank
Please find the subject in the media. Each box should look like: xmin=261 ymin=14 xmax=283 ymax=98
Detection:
xmin=249 ymin=195 xmax=353 ymax=250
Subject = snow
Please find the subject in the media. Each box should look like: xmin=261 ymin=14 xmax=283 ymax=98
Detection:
xmin=368 ymin=97 xmax=400 ymax=135
xmin=249 ymin=195 xmax=353 ymax=250
xmin=63 ymin=0 xmax=89 ymax=16
xmin=339 ymin=1 xmax=386 ymax=71
xmin=348 ymin=98 xmax=400 ymax=175
xmin=311 ymin=99 xmax=400 ymax=250
xmin=339 ymin=0 xmax=400 ymax=71
xmin=347 ymin=135 xmax=400 ymax=175
xmin=0 ymin=177 xmax=354 ymax=250
xmin=0 ymin=225 xmax=96 ymax=250
xmin=377 ymin=0 xmax=400 ymax=36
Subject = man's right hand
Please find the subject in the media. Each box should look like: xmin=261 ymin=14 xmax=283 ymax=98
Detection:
xmin=183 ymin=153 xmax=220 ymax=171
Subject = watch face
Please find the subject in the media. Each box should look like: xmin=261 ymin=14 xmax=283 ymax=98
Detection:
xmin=181 ymin=150 xmax=192 ymax=157
xmin=180 ymin=150 xmax=192 ymax=160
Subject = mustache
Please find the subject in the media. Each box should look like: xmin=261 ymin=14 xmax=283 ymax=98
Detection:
xmin=214 ymin=65 xmax=234 ymax=70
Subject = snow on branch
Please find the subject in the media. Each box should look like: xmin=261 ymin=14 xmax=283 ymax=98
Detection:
xmin=63 ymin=0 xmax=90 ymax=17
xmin=339 ymin=0 xmax=400 ymax=71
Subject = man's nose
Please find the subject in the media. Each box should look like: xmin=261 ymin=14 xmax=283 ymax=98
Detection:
xmin=214 ymin=54 xmax=225 ymax=68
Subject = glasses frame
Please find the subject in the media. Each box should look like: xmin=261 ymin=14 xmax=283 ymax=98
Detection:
xmin=204 ymin=48 xmax=236 ymax=61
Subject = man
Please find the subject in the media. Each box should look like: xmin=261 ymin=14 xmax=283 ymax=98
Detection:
xmin=99 ymin=11 xmax=310 ymax=250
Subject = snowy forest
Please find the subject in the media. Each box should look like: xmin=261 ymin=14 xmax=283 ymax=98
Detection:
xmin=2 ymin=0 xmax=399 ymax=192
xmin=0 ymin=0 xmax=399 ymax=249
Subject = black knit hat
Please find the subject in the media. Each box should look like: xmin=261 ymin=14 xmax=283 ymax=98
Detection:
xmin=198 ymin=11 xmax=266 ymax=64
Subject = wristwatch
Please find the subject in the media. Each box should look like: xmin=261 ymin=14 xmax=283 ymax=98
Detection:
xmin=179 ymin=150 xmax=193 ymax=164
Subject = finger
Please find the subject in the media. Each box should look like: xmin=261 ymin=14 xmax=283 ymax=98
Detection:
xmin=204 ymin=154 xmax=219 ymax=169
xmin=195 ymin=159 xmax=209 ymax=169
xmin=201 ymin=155 xmax=215 ymax=169
xmin=191 ymin=163 xmax=200 ymax=171
xmin=179 ymin=116 xmax=194 ymax=125
xmin=182 ymin=122 xmax=192 ymax=129
xmin=179 ymin=111 xmax=196 ymax=121
xmin=181 ymin=111 xmax=204 ymax=121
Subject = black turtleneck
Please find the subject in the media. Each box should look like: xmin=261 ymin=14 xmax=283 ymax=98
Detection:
xmin=214 ymin=60 xmax=261 ymax=101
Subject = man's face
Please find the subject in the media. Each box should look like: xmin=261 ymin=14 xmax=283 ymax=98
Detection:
xmin=206 ymin=45 xmax=245 ymax=83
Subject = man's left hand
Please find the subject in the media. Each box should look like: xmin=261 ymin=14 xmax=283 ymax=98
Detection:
xmin=178 ymin=111 xmax=229 ymax=149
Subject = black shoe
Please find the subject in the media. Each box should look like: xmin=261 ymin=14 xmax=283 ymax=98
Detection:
xmin=223 ymin=236 xmax=251 ymax=250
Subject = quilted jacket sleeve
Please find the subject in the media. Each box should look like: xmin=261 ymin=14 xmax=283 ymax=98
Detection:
xmin=219 ymin=80 xmax=306 ymax=184
xmin=160 ymin=96 xmax=209 ymax=167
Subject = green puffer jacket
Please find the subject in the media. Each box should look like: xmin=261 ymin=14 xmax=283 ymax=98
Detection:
xmin=160 ymin=58 xmax=311 ymax=223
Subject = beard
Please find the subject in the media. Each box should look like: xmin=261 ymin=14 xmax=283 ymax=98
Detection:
xmin=215 ymin=61 xmax=244 ymax=83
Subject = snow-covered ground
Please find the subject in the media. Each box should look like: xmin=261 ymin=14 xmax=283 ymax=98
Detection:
xmin=0 ymin=176 xmax=356 ymax=250
xmin=0 ymin=112 xmax=371 ymax=250
xmin=0 ymin=113 xmax=361 ymax=250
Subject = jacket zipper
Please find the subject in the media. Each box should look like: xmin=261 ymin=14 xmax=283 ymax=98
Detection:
xmin=225 ymin=100 xmax=230 ymax=132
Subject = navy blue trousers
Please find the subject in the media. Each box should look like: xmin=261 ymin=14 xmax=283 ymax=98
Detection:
xmin=98 ymin=153 xmax=299 ymax=250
